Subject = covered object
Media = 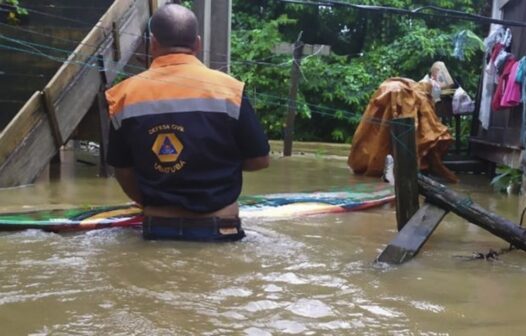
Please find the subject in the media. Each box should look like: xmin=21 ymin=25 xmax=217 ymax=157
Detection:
xmin=348 ymin=77 xmax=458 ymax=183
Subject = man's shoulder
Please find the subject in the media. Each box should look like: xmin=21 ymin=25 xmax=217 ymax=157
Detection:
xmin=196 ymin=66 xmax=244 ymax=87
xmin=107 ymin=69 xmax=151 ymax=95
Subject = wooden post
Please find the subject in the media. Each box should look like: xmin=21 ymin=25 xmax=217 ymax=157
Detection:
xmin=418 ymin=173 xmax=526 ymax=251
xmin=111 ymin=22 xmax=121 ymax=62
xmin=95 ymin=91 xmax=110 ymax=178
xmin=391 ymin=117 xmax=419 ymax=230
xmin=149 ymin=0 xmax=159 ymax=13
xmin=522 ymin=151 xmax=526 ymax=195
xmin=283 ymin=33 xmax=304 ymax=157
xmin=40 ymin=88 xmax=63 ymax=151
xmin=193 ymin=0 xmax=231 ymax=72
xmin=40 ymin=88 xmax=63 ymax=167
xmin=209 ymin=0 xmax=231 ymax=72
xmin=97 ymin=55 xmax=110 ymax=178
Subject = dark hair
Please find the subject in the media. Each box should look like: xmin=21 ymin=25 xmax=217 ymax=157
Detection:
xmin=150 ymin=4 xmax=198 ymax=49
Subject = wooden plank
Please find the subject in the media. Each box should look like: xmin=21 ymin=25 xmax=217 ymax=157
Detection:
xmin=443 ymin=159 xmax=489 ymax=174
xmin=470 ymin=141 xmax=521 ymax=169
xmin=40 ymin=88 xmax=64 ymax=148
xmin=45 ymin=0 xmax=135 ymax=99
xmin=53 ymin=1 xmax=150 ymax=139
xmin=376 ymin=203 xmax=448 ymax=264
xmin=55 ymin=66 xmax=102 ymax=144
xmin=112 ymin=21 xmax=122 ymax=62
xmin=391 ymin=117 xmax=420 ymax=231
xmin=418 ymin=173 xmax=526 ymax=251
xmin=99 ymin=0 xmax=151 ymax=83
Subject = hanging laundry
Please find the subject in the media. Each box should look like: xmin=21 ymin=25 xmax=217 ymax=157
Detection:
xmin=480 ymin=27 xmax=513 ymax=129
xmin=452 ymin=30 xmax=484 ymax=61
xmin=483 ymin=26 xmax=506 ymax=53
xmin=486 ymin=43 xmax=504 ymax=79
xmin=494 ymin=50 xmax=511 ymax=76
xmin=516 ymin=57 xmax=526 ymax=147
xmin=500 ymin=61 xmax=521 ymax=108
xmin=492 ymin=56 xmax=516 ymax=112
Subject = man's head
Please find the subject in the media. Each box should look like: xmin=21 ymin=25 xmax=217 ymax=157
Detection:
xmin=150 ymin=4 xmax=200 ymax=56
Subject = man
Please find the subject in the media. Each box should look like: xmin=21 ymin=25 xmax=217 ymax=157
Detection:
xmin=105 ymin=4 xmax=270 ymax=242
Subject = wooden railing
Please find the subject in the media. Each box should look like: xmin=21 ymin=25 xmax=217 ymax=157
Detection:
xmin=0 ymin=0 xmax=167 ymax=187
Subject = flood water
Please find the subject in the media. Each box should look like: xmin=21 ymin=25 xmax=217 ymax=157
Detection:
xmin=0 ymin=149 xmax=525 ymax=335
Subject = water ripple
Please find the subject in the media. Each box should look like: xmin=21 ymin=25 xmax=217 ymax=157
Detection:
xmin=287 ymin=298 xmax=334 ymax=318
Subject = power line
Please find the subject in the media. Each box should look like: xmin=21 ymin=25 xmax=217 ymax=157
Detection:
xmin=0 ymin=15 xmax=297 ymax=72
xmin=0 ymin=38 xmax=396 ymax=133
xmin=0 ymin=3 xmax=147 ymax=41
xmin=0 ymin=3 xmax=422 ymax=132
xmin=0 ymin=31 xmax=298 ymax=87
xmin=280 ymin=0 xmax=526 ymax=28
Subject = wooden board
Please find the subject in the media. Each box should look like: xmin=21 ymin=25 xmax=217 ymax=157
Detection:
xmin=376 ymin=203 xmax=448 ymax=264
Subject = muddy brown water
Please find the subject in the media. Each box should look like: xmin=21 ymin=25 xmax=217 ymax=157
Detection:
xmin=0 ymin=150 xmax=525 ymax=335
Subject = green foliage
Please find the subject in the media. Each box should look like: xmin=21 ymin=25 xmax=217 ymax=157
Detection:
xmin=112 ymin=73 xmax=129 ymax=86
xmin=231 ymin=0 xmax=488 ymax=143
xmin=0 ymin=0 xmax=28 ymax=24
xmin=490 ymin=166 xmax=522 ymax=193
xmin=231 ymin=15 xmax=295 ymax=139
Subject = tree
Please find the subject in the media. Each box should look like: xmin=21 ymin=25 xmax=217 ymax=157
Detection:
xmin=231 ymin=0 xmax=489 ymax=142
xmin=0 ymin=0 xmax=28 ymax=24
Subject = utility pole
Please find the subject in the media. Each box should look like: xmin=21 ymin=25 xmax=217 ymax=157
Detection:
xmin=274 ymin=37 xmax=330 ymax=157
xmin=192 ymin=0 xmax=231 ymax=72
xmin=283 ymin=33 xmax=304 ymax=157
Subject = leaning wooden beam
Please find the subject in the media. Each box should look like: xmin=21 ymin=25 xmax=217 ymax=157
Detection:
xmin=418 ymin=173 xmax=526 ymax=251
xmin=40 ymin=87 xmax=64 ymax=150
xmin=376 ymin=203 xmax=448 ymax=264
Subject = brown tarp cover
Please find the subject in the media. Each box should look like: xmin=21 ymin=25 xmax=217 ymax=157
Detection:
xmin=347 ymin=77 xmax=458 ymax=182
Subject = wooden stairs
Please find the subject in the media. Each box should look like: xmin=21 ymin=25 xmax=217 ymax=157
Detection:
xmin=0 ymin=0 xmax=168 ymax=187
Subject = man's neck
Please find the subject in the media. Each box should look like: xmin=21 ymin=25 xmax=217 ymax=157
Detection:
xmin=153 ymin=47 xmax=195 ymax=59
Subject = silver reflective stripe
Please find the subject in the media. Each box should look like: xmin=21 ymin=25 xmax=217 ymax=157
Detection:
xmin=111 ymin=98 xmax=241 ymax=129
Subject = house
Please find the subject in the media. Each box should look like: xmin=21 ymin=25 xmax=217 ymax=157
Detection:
xmin=469 ymin=0 xmax=526 ymax=188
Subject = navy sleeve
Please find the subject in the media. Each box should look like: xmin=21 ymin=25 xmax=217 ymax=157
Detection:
xmin=107 ymin=123 xmax=134 ymax=168
xmin=236 ymin=93 xmax=270 ymax=159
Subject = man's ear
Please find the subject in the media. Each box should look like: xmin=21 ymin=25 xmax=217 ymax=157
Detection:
xmin=150 ymin=34 xmax=160 ymax=56
xmin=193 ymin=35 xmax=202 ymax=54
